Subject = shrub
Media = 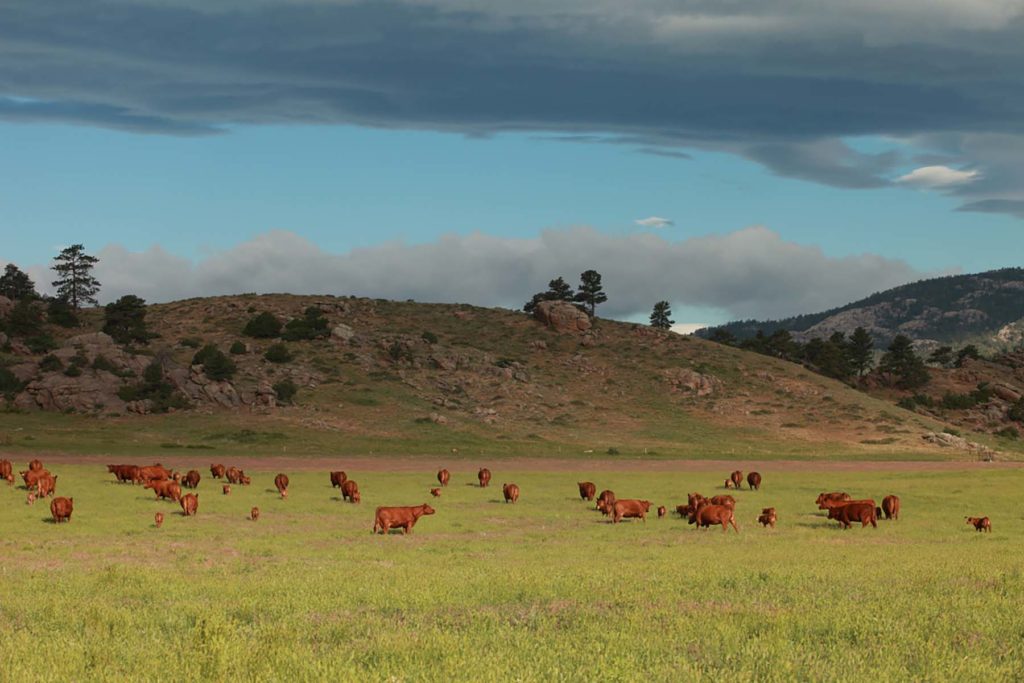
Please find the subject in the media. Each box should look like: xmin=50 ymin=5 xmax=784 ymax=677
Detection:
xmin=606 ymin=447 xmax=620 ymax=455
xmin=941 ymin=392 xmax=977 ymax=410
xmin=243 ymin=312 xmax=283 ymax=339
xmin=119 ymin=361 xmax=189 ymax=413
xmin=179 ymin=337 xmax=202 ymax=349
xmin=69 ymin=353 xmax=88 ymax=368
xmin=282 ymin=307 xmax=329 ymax=341
xmin=264 ymin=343 xmax=292 ymax=363
xmin=1009 ymin=399 xmax=1024 ymax=423
xmin=25 ymin=334 xmax=57 ymax=355
xmin=103 ymin=294 xmax=152 ymax=345
xmin=229 ymin=341 xmax=247 ymax=355
xmin=46 ymin=297 xmax=78 ymax=328
xmin=63 ymin=365 xmax=82 ymax=377
xmin=39 ymin=354 xmax=63 ymax=372
xmin=272 ymin=379 xmax=298 ymax=405
xmin=91 ymin=354 xmax=117 ymax=373
xmin=0 ymin=367 xmax=23 ymax=398
xmin=421 ymin=331 xmax=438 ymax=344
xmin=192 ymin=345 xmax=236 ymax=381
xmin=995 ymin=426 xmax=1020 ymax=440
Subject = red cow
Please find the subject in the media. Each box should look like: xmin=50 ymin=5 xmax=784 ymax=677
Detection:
xmin=612 ymin=499 xmax=651 ymax=523
xmin=697 ymin=504 xmax=739 ymax=533
xmin=757 ymin=507 xmax=777 ymax=528
xmin=222 ymin=485 xmax=231 ymax=495
xmin=747 ymin=472 xmax=762 ymax=491
xmin=477 ymin=468 xmax=491 ymax=488
xmin=373 ymin=504 xmax=436 ymax=534
xmin=225 ymin=467 xmax=243 ymax=484
xmin=966 ymin=516 xmax=991 ymax=532
xmin=21 ymin=468 xmax=51 ymax=489
xmin=688 ymin=492 xmax=707 ymax=508
xmin=145 ymin=479 xmax=182 ymax=502
xmin=597 ymin=489 xmax=616 ymax=509
xmin=709 ymin=495 xmax=735 ymax=508
xmin=342 ymin=480 xmax=361 ymax=503
xmin=879 ymin=495 xmax=900 ymax=521
xmin=676 ymin=504 xmax=691 ymax=518
xmin=0 ymin=459 xmax=13 ymax=481
xmin=274 ymin=473 xmax=289 ymax=499
xmin=50 ymin=496 xmax=73 ymax=523
xmin=136 ymin=465 xmax=172 ymax=483
xmin=657 ymin=506 xmax=667 ymax=518
xmin=183 ymin=470 xmax=201 ymax=489
xmin=180 ymin=493 xmax=199 ymax=517
xmin=724 ymin=479 xmax=734 ymax=489
xmin=330 ymin=471 xmax=347 ymax=488
xmin=240 ymin=474 xmax=251 ymax=486
xmin=437 ymin=469 xmax=450 ymax=487
xmin=107 ymin=464 xmax=135 ymax=483
xmin=36 ymin=474 xmax=57 ymax=498
xmin=730 ymin=470 xmax=743 ymax=490
xmin=430 ymin=488 xmax=442 ymax=497
xmin=28 ymin=459 xmax=44 ymax=472
xmin=251 ymin=507 xmax=260 ymax=521
xmin=829 ymin=502 xmax=877 ymax=529
xmin=210 ymin=464 xmax=226 ymax=479
xmin=816 ymin=492 xmax=852 ymax=509
xmin=577 ymin=481 xmax=596 ymax=501
xmin=26 ymin=492 xmax=36 ymax=505
xmin=154 ymin=512 xmax=164 ymax=528
xmin=502 ymin=483 xmax=520 ymax=504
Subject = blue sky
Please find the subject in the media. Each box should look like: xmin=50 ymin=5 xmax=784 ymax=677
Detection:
xmin=2 ymin=1 xmax=1023 ymax=326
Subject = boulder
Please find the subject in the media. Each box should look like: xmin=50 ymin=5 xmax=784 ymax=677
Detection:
xmin=331 ymin=323 xmax=355 ymax=342
xmin=18 ymin=371 xmax=127 ymax=413
xmin=62 ymin=332 xmax=116 ymax=349
xmin=992 ymin=383 xmax=1022 ymax=403
xmin=662 ymin=368 xmax=723 ymax=397
xmin=534 ymin=300 xmax=591 ymax=333
xmin=201 ymin=380 xmax=242 ymax=408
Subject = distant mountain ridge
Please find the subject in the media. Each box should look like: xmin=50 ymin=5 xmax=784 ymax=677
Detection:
xmin=698 ymin=268 xmax=1024 ymax=350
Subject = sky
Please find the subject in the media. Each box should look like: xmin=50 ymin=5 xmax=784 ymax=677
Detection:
xmin=2 ymin=0 xmax=1023 ymax=329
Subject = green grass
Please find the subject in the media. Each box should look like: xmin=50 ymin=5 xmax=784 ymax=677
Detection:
xmin=2 ymin=463 xmax=1024 ymax=680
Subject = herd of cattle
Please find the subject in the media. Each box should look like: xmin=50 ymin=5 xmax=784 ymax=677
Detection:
xmin=0 ymin=459 xmax=995 ymax=534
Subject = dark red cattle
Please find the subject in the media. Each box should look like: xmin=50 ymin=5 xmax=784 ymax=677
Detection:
xmin=0 ymin=459 xmax=13 ymax=481
xmin=966 ymin=516 xmax=991 ymax=532
xmin=758 ymin=507 xmax=777 ymax=528
xmin=829 ymin=502 xmax=877 ymax=529
xmin=696 ymin=503 xmax=739 ymax=533
xmin=612 ymin=499 xmax=651 ymax=523
xmin=274 ymin=473 xmax=289 ymax=499
xmin=330 ymin=471 xmax=347 ymax=488
xmin=437 ymin=469 xmax=450 ymax=487
xmin=430 ymin=488 xmax=442 ymax=497
xmin=709 ymin=495 xmax=736 ymax=508
xmin=724 ymin=478 xmax=734 ymax=490
xmin=688 ymin=492 xmax=707 ymax=509
xmin=657 ymin=506 xmax=667 ymax=518
xmin=137 ymin=465 xmax=172 ymax=483
xmin=28 ymin=459 xmax=44 ymax=472
xmin=50 ymin=496 xmax=73 ymax=523
xmin=182 ymin=470 xmax=201 ymax=489
xmin=341 ymin=480 xmax=361 ymax=503
xmin=477 ymin=468 xmax=491 ymax=488
xmin=676 ymin=504 xmax=690 ymax=518
xmin=730 ymin=470 xmax=743 ymax=490
xmin=747 ymin=472 xmax=762 ymax=491
xmin=240 ymin=474 xmax=251 ymax=486
xmin=225 ymin=467 xmax=243 ymax=484
xmin=880 ymin=495 xmax=900 ymax=521
xmin=373 ymin=504 xmax=436 ymax=534
xmin=145 ymin=479 xmax=182 ymax=502
xmin=154 ymin=512 xmax=164 ymax=528
xmin=180 ymin=493 xmax=199 ymax=517
xmin=816 ymin=492 xmax=852 ymax=509
xmin=222 ymin=485 xmax=231 ymax=495
xmin=107 ymin=464 xmax=136 ymax=483
xmin=210 ymin=464 xmax=226 ymax=479
xmin=21 ymin=468 xmax=50 ymax=489
xmin=596 ymin=489 xmax=616 ymax=510
xmin=502 ymin=483 xmax=520 ymax=504
xmin=251 ymin=507 xmax=260 ymax=521
xmin=36 ymin=474 xmax=57 ymax=498
xmin=577 ymin=481 xmax=596 ymax=501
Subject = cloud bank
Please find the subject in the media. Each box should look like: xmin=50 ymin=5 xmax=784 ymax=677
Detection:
xmin=14 ymin=227 xmax=933 ymax=322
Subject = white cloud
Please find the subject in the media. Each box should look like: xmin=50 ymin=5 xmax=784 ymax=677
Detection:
xmin=635 ymin=216 xmax=674 ymax=229
xmin=670 ymin=323 xmax=707 ymax=335
xmin=896 ymin=165 xmax=980 ymax=188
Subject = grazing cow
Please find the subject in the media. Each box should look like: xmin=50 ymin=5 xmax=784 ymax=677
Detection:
xmin=478 ymin=468 xmax=491 ymax=488
xmin=758 ymin=507 xmax=777 ymax=528
xmin=437 ymin=469 xmax=450 ymax=487
xmin=107 ymin=464 xmax=136 ymax=483
xmin=724 ymin=478 xmax=734 ymax=489
xmin=50 ymin=496 xmax=73 ymax=523
xmin=730 ymin=470 xmax=743 ymax=490
xmin=210 ymin=464 xmax=226 ymax=479
xmin=578 ymin=481 xmax=596 ymax=501
xmin=373 ymin=504 xmax=436 ymax=534
xmin=21 ymin=468 xmax=51 ymax=489
xmin=657 ymin=506 xmax=667 ymax=518
xmin=274 ymin=473 xmax=289 ymax=499
xmin=966 ymin=516 xmax=991 ymax=532
xmin=829 ymin=502 xmax=877 ymax=529
xmin=612 ymin=499 xmax=651 ymax=523
xmin=240 ymin=474 xmax=251 ymax=485
xmin=136 ymin=465 xmax=172 ymax=483
xmin=597 ymin=489 xmax=616 ymax=508
xmin=225 ymin=467 xmax=243 ymax=484
xmin=747 ymin=472 xmax=762 ymax=490
xmin=709 ymin=495 xmax=736 ymax=508
xmin=154 ymin=512 xmax=164 ymax=528
xmin=251 ymin=507 xmax=260 ymax=521
xmin=688 ymin=492 xmax=707 ymax=509
xmin=28 ymin=459 xmax=43 ymax=472
xmin=430 ymin=488 xmax=442 ymax=497
xmin=180 ymin=493 xmax=199 ymax=517
xmin=222 ymin=485 xmax=231 ymax=495
xmin=342 ymin=480 xmax=361 ymax=503
xmin=816 ymin=492 xmax=852 ymax=509
xmin=145 ymin=479 xmax=182 ymax=502
xmin=503 ymin=483 xmax=520 ymax=504
xmin=183 ymin=470 xmax=201 ymax=489
xmin=696 ymin=503 xmax=739 ymax=533
xmin=36 ymin=474 xmax=56 ymax=498
xmin=879 ymin=495 xmax=900 ymax=521
xmin=26 ymin=492 xmax=36 ymax=505
xmin=0 ymin=459 xmax=12 ymax=481
xmin=330 ymin=471 xmax=347 ymax=488
xmin=172 ymin=472 xmax=182 ymax=483
xmin=676 ymin=504 xmax=690 ymax=518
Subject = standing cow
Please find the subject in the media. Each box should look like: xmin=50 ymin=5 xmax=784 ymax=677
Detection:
xmin=183 ymin=470 xmax=201 ymax=489
xmin=966 ymin=516 xmax=991 ymax=532
xmin=180 ymin=493 xmax=199 ymax=517
xmin=342 ymin=480 xmax=361 ymax=503
xmin=437 ymin=469 xmax=450 ymax=487
xmin=879 ymin=495 xmax=900 ymax=520
xmin=477 ymin=468 xmax=491 ymax=488
xmin=275 ymin=473 xmax=290 ymax=499
xmin=502 ymin=483 xmax=520 ymax=504
xmin=612 ymin=499 xmax=651 ymax=523
xmin=730 ymin=470 xmax=743 ymax=490
xmin=757 ymin=507 xmax=777 ymax=528
xmin=210 ymin=464 xmax=226 ymax=479
xmin=330 ymin=471 xmax=347 ymax=488
xmin=373 ymin=504 xmax=436 ymax=534
xmin=747 ymin=471 xmax=762 ymax=491
xmin=50 ymin=497 xmax=73 ymax=523
xmin=577 ymin=481 xmax=596 ymax=501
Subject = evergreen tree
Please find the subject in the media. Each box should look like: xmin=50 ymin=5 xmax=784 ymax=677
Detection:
xmin=879 ymin=334 xmax=930 ymax=389
xmin=574 ymin=270 xmax=607 ymax=316
xmin=51 ymin=244 xmax=101 ymax=309
xmin=927 ymin=345 xmax=954 ymax=367
xmin=523 ymin=276 xmax=576 ymax=314
xmin=0 ymin=264 xmax=37 ymax=300
xmin=709 ymin=328 xmax=736 ymax=345
xmin=243 ymin=311 xmax=283 ymax=338
xmin=649 ymin=301 xmax=674 ymax=330
xmin=47 ymin=297 xmax=79 ymax=328
xmin=847 ymin=327 xmax=874 ymax=377
xmin=955 ymin=345 xmax=981 ymax=367
xmin=103 ymin=295 xmax=151 ymax=345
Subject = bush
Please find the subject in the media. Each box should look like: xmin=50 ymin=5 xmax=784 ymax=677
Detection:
xmin=91 ymin=354 xmax=117 ymax=373
xmin=1009 ymin=399 xmax=1024 ymax=423
xmin=193 ymin=345 xmax=236 ymax=381
xmin=179 ymin=337 xmax=202 ymax=349
xmin=229 ymin=341 xmax=247 ymax=355
xmin=119 ymin=361 xmax=189 ymax=413
xmin=264 ymin=343 xmax=292 ymax=363
xmin=25 ymin=334 xmax=57 ymax=355
xmin=70 ymin=353 xmax=88 ymax=368
xmin=941 ymin=392 xmax=977 ymax=410
xmin=272 ymin=379 xmax=298 ymax=405
xmin=282 ymin=307 xmax=329 ymax=341
xmin=896 ymin=397 xmax=918 ymax=411
xmin=0 ymin=367 xmax=23 ymax=398
xmin=995 ymin=426 xmax=1020 ymax=440
xmin=39 ymin=354 xmax=63 ymax=372
xmin=46 ymin=297 xmax=78 ymax=328
xmin=244 ymin=312 xmax=283 ymax=339
xmin=421 ymin=331 xmax=438 ymax=344
xmin=63 ymin=365 xmax=82 ymax=377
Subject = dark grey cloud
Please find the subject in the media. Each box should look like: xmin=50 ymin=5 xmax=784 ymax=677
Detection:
xmin=2 ymin=1 xmax=1024 ymax=212
xmin=17 ymin=227 xmax=931 ymax=321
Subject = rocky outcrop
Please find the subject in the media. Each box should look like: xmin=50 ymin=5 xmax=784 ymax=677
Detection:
xmin=331 ymin=323 xmax=355 ymax=342
xmin=534 ymin=301 xmax=591 ymax=333
xmin=16 ymin=371 xmax=128 ymax=413
xmin=922 ymin=432 xmax=997 ymax=460
xmin=662 ymin=368 xmax=723 ymax=397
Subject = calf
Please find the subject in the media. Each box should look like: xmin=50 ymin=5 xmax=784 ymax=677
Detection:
xmin=21 ymin=468 xmax=50 ymax=489
xmin=183 ymin=470 xmax=201 ymax=489
xmin=240 ymin=474 xmax=251 ymax=486
xmin=373 ymin=504 xmax=436 ymax=534
xmin=879 ymin=495 xmax=900 ymax=521
xmin=26 ymin=491 xmax=36 ymax=505
xmin=578 ymin=481 xmax=596 ymax=501
xmin=675 ymin=504 xmax=690 ymax=518
xmin=612 ymin=499 xmax=651 ymax=523
xmin=830 ymin=502 xmax=877 ymax=529
xmin=154 ymin=512 xmax=164 ymax=528
xmin=657 ymin=505 xmax=667 ymax=518
xmin=747 ymin=471 xmax=762 ymax=491
xmin=724 ymin=478 xmax=734 ymax=490
xmin=50 ymin=496 xmax=73 ymax=523
xmin=222 ymin=485 xmax=231 ymax=495
xmin=478 ymin=468 xmax=491 ymax=488
xmin=502 ymin=483 xmax=520 ymax=504
xmin=757 ymin=507 xmax=777 ymax=528
xmin=696 ymin=503 xmax=739 ymax=533
xmin=430 ymin=488 xmax=442 ymax=497
xmin=251 ymin=507 xmax=260 ymax=521
xmin=730 ymin=470 xmax=743 ymax=490
xmin=330 ymin=471 xmax=347 ymax=488
xmin=966 ymin=516 xmax=991 ymax=532
xmin=274 ymin=473 xmax=290 ymax=499
xmin=437 ymin=469 xmax=450 ymax=487
xmin=180 ymin=493 xmax=199 ymax=517
xmin=342 ymin=480 xmax=361 ymax=503
xmin=210 ymin=464 xmax=226 ymax=479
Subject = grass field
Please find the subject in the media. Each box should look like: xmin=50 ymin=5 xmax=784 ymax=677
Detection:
xmin=2 ymin=460 xmax=1023 ymax=681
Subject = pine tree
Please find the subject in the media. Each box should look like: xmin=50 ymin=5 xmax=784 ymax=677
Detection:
xmin=51 ymin=244 xmax=101 ymax=309
xmin=879 ymin=334 xmax=929 ymax=389
xmin=574 ymin=270 xmax=607 ymax=317
xmin=649 ymin=301 xmax=674 ymax=330
xmin=523 ymin=276 xmax=576 ymax=313
xmin=847 ymin=327 xmax=874 ymax=377
xmin=0 ymin=264 xmax=37 ymax=300
xmin=103 ymin=295 xmax=151 ymax=345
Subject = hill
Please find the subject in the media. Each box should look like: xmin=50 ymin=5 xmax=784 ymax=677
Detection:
xmin=0 ymin=293 xmax=1015 ymax=460
xmin=697 ymin=268 xmax=1024 ymax=351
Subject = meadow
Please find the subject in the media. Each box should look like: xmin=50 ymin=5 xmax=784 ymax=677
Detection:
xmin=2 ymin=459 xmax=1023 ymax=681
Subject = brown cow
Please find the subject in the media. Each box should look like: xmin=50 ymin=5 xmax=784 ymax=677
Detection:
xmin=829 ymin=502 xmax=877 ymax=529
xmin=136 ymin=464 xmax=172 ymax=483
xmin=0 ymin=459 xmax=12 ymax=481
xmin=225 ymin=467 xmax=243 ymax=484
xmin=28 ymin=459 xmax=43 ymax=472
xmin=26 ymin=492 xmax=36 ymax=505
xmin=373 ymin=504 xmax=436 ymax=534
xmin=709 ymin=495 xmax=736 ymax=508
xmin=210 ymin=464 xmax=226 ymax=479
xmin=966 ymin=516 xmax=991 ymax=532
xmin=145 ymin=479 xmax=182 ymax=502
xmin=657 ymin=505 xmax=667 ymax=518
xmin=879 ymin=495 xmax=900 ymax=521
xmin=676 ymin=504 xmax=690 ymax=518
xmin=730 ymin=470 xmax=743 ymax=490
xmin=182 ymin=470 xmax=201 ymax=489
xmin=478 ymin=468 xmax=491 ymax=488
xmin=36 ymin=474 xmax=56 ymax=498
xmin=437 ymin=469 xmax=450 ymax=487
xmin=240 ymin=474 xmax=251 ymax=486
xmin=578 ymin=481 xmax=596 ymax=501
xmin=172 ymin=471 xmax=182 ymax=483
xmin=502 ymin=483 xmax=520 ymax=504
xmin=180 ymin=493 xmax=198 ymax=516
xmin=50 ymin=496 xmax=73 ymax=523
xmin=430 ymin=488 xmax=442 ymax=497
xmin=222 ymin=485 xmax=231 ymax=495
xmin=612 ymin=499 xmax=651 ymax=523
xmin=724 ymin=478 xmax=734 ymax=489
xmin=154 ymin=512 xmax=164 ymax=528
xmin=21 ymin=468 xmax=50 ymax=489
xmin=816 ymin=492 xmax=852 ymax=509
xmin=342 ymin=480 xmax=361 ymax=503
xmin=758 ymin=507 xmax=777 ymax=528
xmin=697 ymin=504 xmax=739 ymax=533
xmin=330 ymin=471 xmax=347 ymax=488
xmin=107 ymin=464 xmax=136 ymax=483
xmin=251 ymin=507 xmax=260 ymax=521
xmin=747 ymin=471 xmax=762 ymax=491
xmin=274 ymin=473 xmax=290 ymax=499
